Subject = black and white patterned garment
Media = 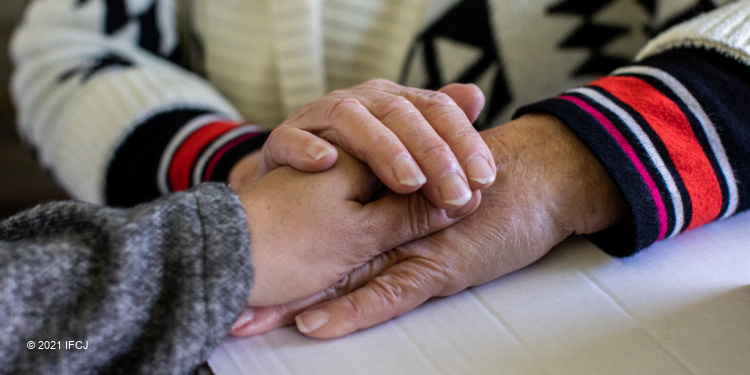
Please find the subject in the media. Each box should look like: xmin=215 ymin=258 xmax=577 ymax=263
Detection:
xmin=400 ymin=0 xmax=729 ymax=128
xmin=10 ymin=0 xmax=739 ymax=205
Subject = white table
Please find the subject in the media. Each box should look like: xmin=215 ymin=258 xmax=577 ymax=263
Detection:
xmin=209 ymin=211 xmax=750 ymax=375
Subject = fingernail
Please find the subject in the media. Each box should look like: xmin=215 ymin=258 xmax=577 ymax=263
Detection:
xmin=296 ymin=310 xmax=329 ymax=333
xmin=393 ymin=155 xmax=426 ymax=187
xmin=445 ymin=191 xmax=478 ymax=218
xmin=466 ymin=156 xmax=496 ymax=184
xmin=307 ymin=141 xmax=335 ymax=161
xmin=438 ymin=172 xmax=472 ymax=206
xmin=231 ymin=308 xmax=255 ymax=331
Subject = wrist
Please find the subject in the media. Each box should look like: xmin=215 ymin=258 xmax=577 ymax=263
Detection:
xmin=228 ymin=150 xmax=263 ymax=190
xmin=481 ymin=114 xmax=629 ymax=237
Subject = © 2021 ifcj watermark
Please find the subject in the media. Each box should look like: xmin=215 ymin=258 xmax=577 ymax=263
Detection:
xmin=27 ymin=340 xmax=89 ymax=350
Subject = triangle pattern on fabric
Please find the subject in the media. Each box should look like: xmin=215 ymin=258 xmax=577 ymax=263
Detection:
xmin=401 ymin=0 xmax=512 ymax=129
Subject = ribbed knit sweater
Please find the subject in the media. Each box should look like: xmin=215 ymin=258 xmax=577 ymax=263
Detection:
xmin=10 ymin=0 xmax=750 ymax=255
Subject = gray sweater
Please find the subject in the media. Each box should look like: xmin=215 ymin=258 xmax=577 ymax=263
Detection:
xmin=0 ymin=183 xmax=253 ymax=374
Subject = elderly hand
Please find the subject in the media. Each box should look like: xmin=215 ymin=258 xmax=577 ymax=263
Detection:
xmin=235 ymin=148 xmax=480 ymax=307
xmin=229 ymin=80 xmax=495 ymax=210
xmin=231 ymin=114 xmax=629 ymax=336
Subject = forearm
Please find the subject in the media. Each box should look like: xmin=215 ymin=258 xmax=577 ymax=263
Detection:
xmin=0 ymin=184 xmax=252 ymax=374
xmin=509 ymin=2 xmax=750 ymax=254
xmin=480 ymin=115 xmax=629 ymax=242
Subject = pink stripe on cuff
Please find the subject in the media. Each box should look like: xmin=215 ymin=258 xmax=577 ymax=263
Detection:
xmin=202 ymin=132 xmax=263 ymax=182
xmin=560 ymin=95 xmax=669 ymax=240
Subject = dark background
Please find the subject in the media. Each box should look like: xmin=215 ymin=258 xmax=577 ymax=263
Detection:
xmin=1 ymin=0 xmax=68 ymax=219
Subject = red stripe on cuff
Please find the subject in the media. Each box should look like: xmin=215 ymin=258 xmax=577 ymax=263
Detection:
xmin=560 ymin=95 xmax=670 ymax=240
xmin=168 ymin=122 xmax=239 ymax=191
xmin=591 ymin=76 xmax=723 ymax=229
xmin=201 ymin=132 xmax=263 ymax=182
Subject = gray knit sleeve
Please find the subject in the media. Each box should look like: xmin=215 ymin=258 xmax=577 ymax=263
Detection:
xmin=0 ymin=183 xmax=253 ymax=375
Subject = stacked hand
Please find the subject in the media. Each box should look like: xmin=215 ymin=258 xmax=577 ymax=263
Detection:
xmin=235 ymin=149 xmax=480 ymax=306
xmin=228 ymin=79 xmax=629 ymax=338
xmin=287 ymin=114 xmax=630 ymax=337
xmin=229 ymin=80 xmax=492 ymax=309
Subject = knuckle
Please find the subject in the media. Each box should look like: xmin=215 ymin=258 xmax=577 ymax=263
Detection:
xmin=327 ymin=97 xmax=362 ymax=124
xmin=415 ymin=91 xmax=475 ymax=131
xmin=416 ymin=91 xmax=456 ymax=114
xmin=363 ymin=78 xmax=392 ymax=88
xmin=452 ymin=127 xmax=483 ymax=149
xmin=423 ymin=91 xmax=455 ymax=108
xmin=434 ymin=259 xmax=466 ymax=293
xmin=419 ymin=141 xmax=455 ymax=167
xmin=365 ymin=194 xmax=436 ymax=245
xmin=370 ymin=277 xmax=406 ymax=316
xmin=376 ymin=96 xmax=415 ymax=121
xmin=343 ymin=295 xmax=367 ymax=325
xmin=418 ymin=257 xmax=462 ymax=295
xmin=406 ymin=193 xmax=435 ymax=238
xmin=265 ymin=125 xmax=289 ymax=151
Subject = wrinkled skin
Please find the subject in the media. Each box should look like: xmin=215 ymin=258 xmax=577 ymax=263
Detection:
xmin=230 ymin=81 xmax=494 ymax=211
xmin=232 ymin=114 xmax=629 ymax=337
xmin=237 ymin=150 xmax=480 ymax=307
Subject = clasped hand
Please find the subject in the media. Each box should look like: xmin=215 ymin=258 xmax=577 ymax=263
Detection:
xmin=229 ymin=81 xmax=629 ymax=339
xmin=236 ymin=149 xmax=479 ymax=306
xmin=231 ymin=80 xmax=493 ymax=307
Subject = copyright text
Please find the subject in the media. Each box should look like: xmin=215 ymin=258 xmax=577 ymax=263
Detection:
xmin=27 ymin=341 xmax=89 ymax=350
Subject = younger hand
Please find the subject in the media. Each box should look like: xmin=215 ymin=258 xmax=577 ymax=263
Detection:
xmin=235 ymin=149 xmax=480 ymax=306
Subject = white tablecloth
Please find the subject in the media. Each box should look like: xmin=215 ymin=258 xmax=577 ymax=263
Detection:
xmin=210 ymin=211 xmax=750 ymax=375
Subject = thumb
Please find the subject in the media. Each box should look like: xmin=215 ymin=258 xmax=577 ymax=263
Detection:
xmin=228 ymin=253 xmax=399 ymax=337
xmin=358 ymin=189 xmax=481 ymax=253
xmin=439 ymin=83 xmax=485 ymax=123
xmin=258 ymin=125 xmax=338 ymax=178
xmin=294 ymin=257 xmax=444 ymax=338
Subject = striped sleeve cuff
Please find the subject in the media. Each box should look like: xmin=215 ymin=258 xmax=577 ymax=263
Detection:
xmin=516 ymin=49 xmax=750 ymax=255
xmin=106 ymin=110 xmax=270 ymax=207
